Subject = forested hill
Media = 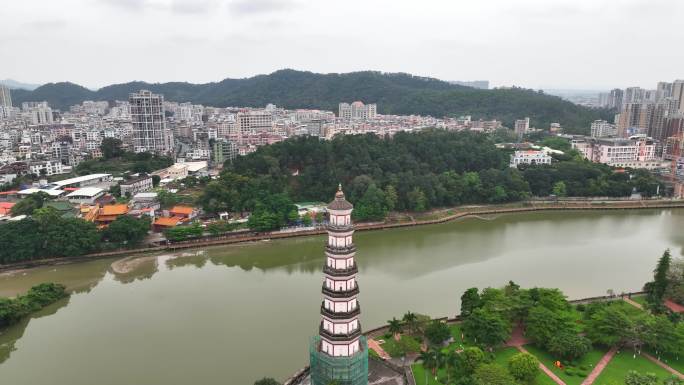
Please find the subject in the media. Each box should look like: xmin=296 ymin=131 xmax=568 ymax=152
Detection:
xmin=196 ymin=131 xmax=659 ymax=226
xmin=12 ymin=70 xmax=611 ymax=131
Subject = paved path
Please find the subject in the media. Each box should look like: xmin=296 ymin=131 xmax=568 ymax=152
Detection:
xmin=623 ymin=297 xmax=644 ymax=310
xmin=506 ymin=323 xmax=530 ymax=347
xmin=580 ymin=346 xmax=618 ymax=385
xmin=369 ymin=338 xmax=391 ymax=360
xmin=643 ymin=353 xmax=684 ymax=379
xmin=516 ymin=346 xmax=567 ymax=385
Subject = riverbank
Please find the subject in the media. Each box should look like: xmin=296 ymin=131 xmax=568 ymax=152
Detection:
xmin=1 ymin=199 xmax=683 ymax=273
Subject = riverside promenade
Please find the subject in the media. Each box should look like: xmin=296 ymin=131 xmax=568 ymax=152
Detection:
xmin=2 ymin=199 xmax=684 ymax=273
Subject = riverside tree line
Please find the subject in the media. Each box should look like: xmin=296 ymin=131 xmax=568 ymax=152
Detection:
xmin=0 ymin=200 xmax=150 ymax=264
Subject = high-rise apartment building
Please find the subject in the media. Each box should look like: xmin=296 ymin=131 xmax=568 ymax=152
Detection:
xmin=338 ymin=101 xmax=377 ymax=120
xmin=648 ymin=98 xmax=678 ymax=141
xmin=22 ymin=101 xmax=53 ymax=125
xmin=656 ymin=82 xmax=673 ymax=101
xmin=624 ymin=87 xmax=646 ymax=105
xmin=608 ymin=88 xmax=623 ymax=109
xmin=617 ymin=102 xmax=654 ymax=137
xmin=130 ymin=90 xmax=174 ymax=154
xmin=672 ymin=80 xmax=684 ymax=113
xmin=0 ymin=85 xmax=11 ymax=107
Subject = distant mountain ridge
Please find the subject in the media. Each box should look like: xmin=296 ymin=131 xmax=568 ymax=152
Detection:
xmin=0 ymin=79 xmax=42 ymax=90
xmin=10 ymin=69 xmax=611 ymax=131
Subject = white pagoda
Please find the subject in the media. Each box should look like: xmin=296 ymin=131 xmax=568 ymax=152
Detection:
xmin=309 ymin=185 xmax=368 ymax=385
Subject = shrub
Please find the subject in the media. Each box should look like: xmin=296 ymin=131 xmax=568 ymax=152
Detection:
xmin=0 ymin=283 xmax=67 ymax=328
xmin=508 ymin=353 xmax=539 ymax=383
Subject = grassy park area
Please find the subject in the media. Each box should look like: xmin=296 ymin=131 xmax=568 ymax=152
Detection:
xmin=592 ymin=350 xmax=673 ymax=385
xmin=523 ymin=344 xmax=608 ymax=385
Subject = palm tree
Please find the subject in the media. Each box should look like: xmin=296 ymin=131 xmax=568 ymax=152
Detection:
xmin=444 ymin=350 xmax=459 ymax=384
xmin=403 ymin=311 xmax=418 ymax=335
xmin=387 ymin=317 xmax=403 ymax=341
xmin=418 ymin=350 xmax=437 ymax=385
xmin=433 ymin=350 xmax=445 ymax=381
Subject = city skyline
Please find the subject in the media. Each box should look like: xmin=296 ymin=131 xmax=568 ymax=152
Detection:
xmin=3 ymin=0 xmax=684 ymax=90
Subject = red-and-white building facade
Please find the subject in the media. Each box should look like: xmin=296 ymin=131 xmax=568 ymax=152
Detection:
xmin=319 ymin=186 xmax=362 ymax=357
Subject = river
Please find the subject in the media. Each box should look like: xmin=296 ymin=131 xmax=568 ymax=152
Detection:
xmin=1 ymin=209 xmax=683 ymax=385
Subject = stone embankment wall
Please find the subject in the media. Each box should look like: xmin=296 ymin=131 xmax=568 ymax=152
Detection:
xmin=2 ymin=200 xmax=683 ymax=273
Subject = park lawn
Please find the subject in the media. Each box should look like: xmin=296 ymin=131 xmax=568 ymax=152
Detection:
xmin=412 ymin=363 xmax=450 ymax=385
xmin=492 ymin=347 xmax=519 ymax=367
xmin=593 ymin=350 xmax=673 ymax=385
xmin=524 ymin=344 xmax=609 ymax=385
xmin=379 ymin=334 xmax=421 ymax=358
xmin=447 ymin=324 xmax=474 ymax=349
xmin=411 ymin=358 xmax=557 ymax=385
xmin=644 ymin=348 xmax=684 ymax=375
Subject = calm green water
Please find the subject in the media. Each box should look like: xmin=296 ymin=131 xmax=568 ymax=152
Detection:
xmin=1 ymin=210 xmax=683 ymax=385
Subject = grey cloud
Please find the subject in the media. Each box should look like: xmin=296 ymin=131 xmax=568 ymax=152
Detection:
xmin=98 ymin=0 xmax=150 ymax=10
xmin=171 ymin=0 xmax=222 ymax=14
xmin=229 ymin=0 xmax=297 ymax=15
xmin=98 ymin=0 xmax=219 ymax=14
xmin=24 ymin=20 xmax=68 ymax=30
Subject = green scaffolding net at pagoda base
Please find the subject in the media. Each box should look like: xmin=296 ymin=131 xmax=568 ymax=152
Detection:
xmin=309 ymin=336 xmax=368 ymax=385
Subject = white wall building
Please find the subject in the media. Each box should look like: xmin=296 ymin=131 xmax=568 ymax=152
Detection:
xmin=66 ymin=187 xmax=105 ymax=204
xmin=572 ymin=136 xmax=665 ymax=169
xmin=338 ymin=101 xmax=377 ymax=120
xmin=509 ymin=150 xmax=552 ymax=168
xmin=29 ymin=160 xmax=64 ymax=176
xmin=591 ymin=120 xmax=617 ymax=138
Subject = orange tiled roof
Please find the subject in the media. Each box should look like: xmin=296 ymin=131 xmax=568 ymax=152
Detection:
xmin=170 ymin=206 xmax=194 ymax=215
xmin=0 ymin=202 xmax=14 ymax=215
xmin=95 ymin=215 xmax=121 ymax=222
xmin=665 ymin=299 xmax=684 ymax=313
xmin=100 ymin=204 xmax=129 ymax=216
xmin=154 ymin=216 xmax=183 ymax=227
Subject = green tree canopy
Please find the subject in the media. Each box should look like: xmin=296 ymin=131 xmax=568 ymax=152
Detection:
xmin=473 ymin=363 xmax=518 ymax=385
xmin=508 ymin=352 xmax=539 ymax=383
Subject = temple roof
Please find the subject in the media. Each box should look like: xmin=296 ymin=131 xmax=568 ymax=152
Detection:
xmin=327 ymin=184 xmax=353 ymax=211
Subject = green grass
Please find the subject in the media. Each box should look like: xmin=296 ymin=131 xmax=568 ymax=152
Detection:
xmin=492 ymin=347 xmax=519 ymax=367
xmin=593 ymin=350 xmax=673 ymax=385
xmin=630 ymin=295 xmax=648 ymax=307
xmin=413 ymin=357 xmax=556 ymax=385
xmin=523 ymin=344 xmax=609 ymax=385
xmin=378 ymin=334 xmax=421 ymax=358
xmin=644 ymin=348 xmax=684 ymax=376
xmin=412 ymin=363 xmax=448 ymax=385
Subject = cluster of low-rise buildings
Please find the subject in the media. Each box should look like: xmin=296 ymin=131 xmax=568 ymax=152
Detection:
xmin=0 ymin=84 xmax=517 ymax=180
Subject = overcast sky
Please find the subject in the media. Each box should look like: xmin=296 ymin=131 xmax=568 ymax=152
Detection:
xmin=3 ymin=0 xmax=683 ymax=90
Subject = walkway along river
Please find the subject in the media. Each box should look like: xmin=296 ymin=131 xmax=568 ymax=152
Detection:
xmin=0 ymin=208 xmax=683 ymax=385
